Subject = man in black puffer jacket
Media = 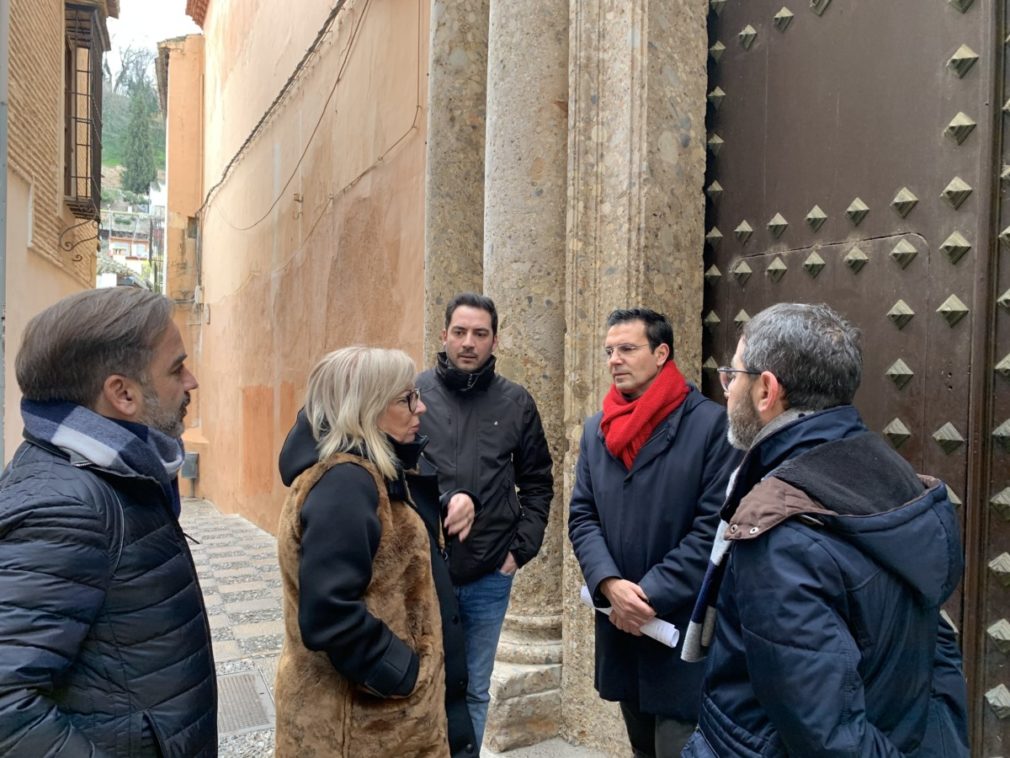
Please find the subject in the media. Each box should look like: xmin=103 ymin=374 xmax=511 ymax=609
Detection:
xmin=0 ymin=288 xmax=216 ymax=756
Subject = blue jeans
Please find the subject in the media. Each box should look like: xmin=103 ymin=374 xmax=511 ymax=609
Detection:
xmin=454 ymin=569 xmax=514 ymax=748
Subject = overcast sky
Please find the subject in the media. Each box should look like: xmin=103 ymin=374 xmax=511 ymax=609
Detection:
xmin=106 ymin=0 xmax=200 ymax=70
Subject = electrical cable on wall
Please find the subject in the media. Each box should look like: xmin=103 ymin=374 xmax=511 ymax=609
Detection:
xmin=261 ymin=0 xmax=422 ymax=261
xmin=195 ymin=0 xmax=350 ymax=219
xmin=202 ymin=0 xmax=423 ymax=278
xmin=205 ymin=0 xmax=422 ymax=239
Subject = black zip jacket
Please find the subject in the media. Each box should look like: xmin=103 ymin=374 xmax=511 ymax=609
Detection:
xmin=416 ymin=354 xmax=555 ymax=584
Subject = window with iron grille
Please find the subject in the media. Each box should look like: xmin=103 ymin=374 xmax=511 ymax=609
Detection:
xmin=64 ymin=3 xmax=105 ymax=221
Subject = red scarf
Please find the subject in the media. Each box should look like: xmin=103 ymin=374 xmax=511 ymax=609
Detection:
xmin=600 ymin=361 xmax=690 ymax=469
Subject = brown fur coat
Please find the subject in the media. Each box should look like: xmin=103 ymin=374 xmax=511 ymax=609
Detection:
xmin=274 ymin=452 xmax=448 ymax=757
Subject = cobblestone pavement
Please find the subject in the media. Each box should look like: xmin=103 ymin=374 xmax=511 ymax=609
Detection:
xmin=182 ymin=498 xmax=280 ymax=757
xmin=182 ymin=497 xmax=611 ymax=758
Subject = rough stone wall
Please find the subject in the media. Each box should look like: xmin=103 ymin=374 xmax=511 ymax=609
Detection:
xmin=422 ymin=0 xmax=488 ymax=362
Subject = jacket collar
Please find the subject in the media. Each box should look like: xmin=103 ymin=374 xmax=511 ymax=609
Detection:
xmin=389 ymin=434 xmax=427 ymax=472
xmin=435 ymin=351 xmax=497 ymax=393
xmin=721 ymin=405 xmax=866 ymax=521
xmin=596 ymin=386 xmax=700 ymax=474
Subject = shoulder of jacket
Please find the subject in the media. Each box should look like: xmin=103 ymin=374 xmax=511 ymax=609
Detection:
xmin=416 ymin=367 xmax=438 ymax=387
xmin=580 ymin=412 xmax=604 ymax=444
xmin=726 ymin=476 xmax=834 ymax=542
xmin=291 ymin=457 xmax=387 ymax=527
xmin=491 ymin=374 xmax=537 ymax=405
xmin=310 ymin=455 xmax=383 ymax=492
xmin=672 ymin=390 xmax=728 ymax=438
xmin=4 ymin=444 xmax=113 ymax=500
xmin=0 ymin=452 xmax=122 ymax=544
xmin=681 ymin=387 xmax=724 ymax=417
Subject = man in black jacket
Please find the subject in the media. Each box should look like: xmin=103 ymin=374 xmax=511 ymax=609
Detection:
xmin=416 ymin=292 xmax=554 ymax=749
xmin=0 ymin=287 xmax=216 ymax=757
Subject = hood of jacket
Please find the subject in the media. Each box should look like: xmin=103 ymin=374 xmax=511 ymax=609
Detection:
xmin=727 ymin=406 xmax=962 ymax=608
xmin=278 ymin=408 xmax=427 ymax=487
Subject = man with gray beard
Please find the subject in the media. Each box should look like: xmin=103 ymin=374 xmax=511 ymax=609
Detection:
xmin=681 ymin=302 xmax=968 ymax=757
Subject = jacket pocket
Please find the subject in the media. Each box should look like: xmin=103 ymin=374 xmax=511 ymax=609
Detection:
xmin=697 ymin=696 xmax=774 ymax=758
xmin=350 ymin=646 xmax=447 ymax=753
xmin=450 ymin=481 xmax=518 ymax=580
xmin=142 ymin=711 xmax=167 ymax=757
xmin=501 ymin=478 xmax=521 ymax=520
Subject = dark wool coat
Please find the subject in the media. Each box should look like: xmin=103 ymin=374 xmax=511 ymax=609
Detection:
xmin=275 ymin=451 xmax=449 ymax=758
xmin=684 ymin=406 xmax=969 ymax=757
xmin=0 ymin=439 xmax=217 ymax=756
xmin=568 ymin=387 xmax=740 ymax=720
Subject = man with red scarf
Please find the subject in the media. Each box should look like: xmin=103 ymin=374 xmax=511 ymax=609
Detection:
xmin=569 ymin=308 xmax=739 ymax=757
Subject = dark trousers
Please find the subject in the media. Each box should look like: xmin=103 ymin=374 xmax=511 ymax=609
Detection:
xmin=619 ymin=701 xmax=696 ymax=758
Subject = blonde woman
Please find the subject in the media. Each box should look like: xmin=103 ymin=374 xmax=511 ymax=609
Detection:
xmin=275 ymin=347 xmax=477 ymax=757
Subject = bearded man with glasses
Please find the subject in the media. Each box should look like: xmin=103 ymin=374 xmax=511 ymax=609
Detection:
xmin=681 ymin=302 xmax=968 ymax=757
xmin=568 ymin=307 xmax=739 ymax=757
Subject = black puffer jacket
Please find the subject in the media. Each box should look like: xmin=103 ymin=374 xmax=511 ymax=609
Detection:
xmin=0 ymin=438 xmax=217 ymax=757
xmin=417 ymin=354 xmax=554 ymax=583
xmin=278 ymin=411 xmax=477 ymax=757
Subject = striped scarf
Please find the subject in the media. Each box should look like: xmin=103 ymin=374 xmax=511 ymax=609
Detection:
xmin=21 ymin=399 xmax=185 ymax=517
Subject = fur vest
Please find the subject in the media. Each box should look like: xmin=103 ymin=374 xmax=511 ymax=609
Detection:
xmin=274 ymin=452 xmax=448 ymax=757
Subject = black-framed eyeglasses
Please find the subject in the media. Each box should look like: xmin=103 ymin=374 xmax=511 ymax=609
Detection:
xmin=398 ymin=388 xmax=421 ymax=413
xmin=604 ymin=343 xmax=650 ymax=360
xmin=716 ymin=366 xmax=761 ymax=393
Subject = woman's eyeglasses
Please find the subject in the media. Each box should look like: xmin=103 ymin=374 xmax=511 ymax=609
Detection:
xmin=398 ymin=388 xmax=422 ymax=413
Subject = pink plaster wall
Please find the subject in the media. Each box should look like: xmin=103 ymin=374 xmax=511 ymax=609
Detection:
xmin=171 ymin=0 xmax=429 ymax=532
xmin=162 ymin=35 xmax=207 ymax=487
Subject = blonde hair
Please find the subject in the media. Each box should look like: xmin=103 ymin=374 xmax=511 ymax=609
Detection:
xmin=304 ymin=346 xmax=415 ymax=480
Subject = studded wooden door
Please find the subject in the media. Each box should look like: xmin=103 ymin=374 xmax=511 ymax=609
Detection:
xmin=701 ymin=0 xmax=1007 ymax=751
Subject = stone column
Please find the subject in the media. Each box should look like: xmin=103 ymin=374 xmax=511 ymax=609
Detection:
xmin=481 ymin=0 xmax=568 ymax=750
xmin=562 ymin=0 xmax=709 ymax=753
xmin=422 ymin=0 xmax=490 ymax=359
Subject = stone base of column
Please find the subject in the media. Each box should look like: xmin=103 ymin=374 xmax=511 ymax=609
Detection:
xmin=485 ymin=662 xmax=562 ymax=751
xmin=484 ymin=614 xmax=563 ymax=751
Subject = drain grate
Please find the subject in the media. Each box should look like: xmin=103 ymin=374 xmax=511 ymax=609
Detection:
xmin=218 ymin=670 xmax=275 ymax=736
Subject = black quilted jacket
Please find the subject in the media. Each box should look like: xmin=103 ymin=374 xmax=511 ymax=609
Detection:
xmin=0 ymin=437 xmax=217 ymax=756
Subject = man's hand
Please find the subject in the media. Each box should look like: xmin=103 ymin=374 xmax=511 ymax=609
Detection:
xmin=599 ymin=578 xmax=655 ymax=635
xmin=444 ymin=493 xmax=475 ymax=541
xmin=499 ymin=552 xmax=518 ymax=576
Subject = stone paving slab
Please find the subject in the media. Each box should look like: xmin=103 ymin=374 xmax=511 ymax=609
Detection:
xmin=485 ymin=739 xmax=612 ymax=758
xmin=181 ymin=497 xmax=615 ymax=758
xmin=225 ymin=598 xmax=283 ymax=614
xmin=233 ymin=621 xmax=285 ymax=639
